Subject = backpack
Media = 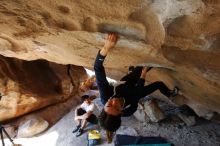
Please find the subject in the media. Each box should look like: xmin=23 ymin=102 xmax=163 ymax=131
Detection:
xmin=87 ymin=130 xmax=101 ymax=146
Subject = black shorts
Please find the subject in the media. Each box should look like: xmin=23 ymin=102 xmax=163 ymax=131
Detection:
xmin=77 ymin=108 xmax=98 ymax=124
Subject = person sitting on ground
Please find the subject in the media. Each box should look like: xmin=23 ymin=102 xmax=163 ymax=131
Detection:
xmin=72 ymin=95 xmax=98 ymax=137
xmin=94 ymin=33 xmax=179 ymax=133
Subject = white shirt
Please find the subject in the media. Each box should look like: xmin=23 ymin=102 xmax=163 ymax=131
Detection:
xmin=80 ymin=102 xmax=95 ymax=112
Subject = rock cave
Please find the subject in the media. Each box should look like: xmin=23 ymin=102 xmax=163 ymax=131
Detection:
xmin=0 ymin=0 xmax=220 ymax=146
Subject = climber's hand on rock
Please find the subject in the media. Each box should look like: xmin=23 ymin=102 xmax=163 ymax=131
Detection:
xmin=140 ymin=67 xmax=147 ymax=79
xmin=104 ymin=33 xmax=118 ymax=50
xmin=100 ymin=33 xmax=118 ymax=56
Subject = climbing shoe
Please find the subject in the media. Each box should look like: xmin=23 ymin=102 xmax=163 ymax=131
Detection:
xmin=76 ymin=128 xmax=84 ymax=137
xmin=72 ymin=125 xmax=81 ymax=133
xmin=170 ymin=86 xmax=179 ymax=97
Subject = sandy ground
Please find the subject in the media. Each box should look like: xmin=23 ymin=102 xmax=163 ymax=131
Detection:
xmin=2 ymin=100 xmax=220 ymax=146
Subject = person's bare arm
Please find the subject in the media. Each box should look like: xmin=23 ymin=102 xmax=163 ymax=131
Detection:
xmin=136 ymin=67 xmax=152 ymax=87
xmin=140 ymin=67 xmax=152 ymax=79
xmin=100 ymin=33 xmax=118 ymax=56
xmin=140 ymin=67 xmax=147 ymax=79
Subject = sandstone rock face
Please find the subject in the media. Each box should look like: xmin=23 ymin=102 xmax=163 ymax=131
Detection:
xmin=0 ymin=0 xmax=219 ymax=121
xmin=0 ymin=55 xmax=86 ymax=121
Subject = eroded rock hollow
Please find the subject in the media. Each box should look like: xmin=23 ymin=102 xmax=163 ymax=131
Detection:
xmin=0 ymin=55 xmax=86 ymax=121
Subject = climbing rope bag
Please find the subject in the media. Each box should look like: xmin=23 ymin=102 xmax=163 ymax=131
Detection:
xmin=87 ymin=130 xmax=101 ymax=146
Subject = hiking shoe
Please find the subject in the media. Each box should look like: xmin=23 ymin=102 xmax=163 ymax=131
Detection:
xmin=72 ymin=125 xmax=81 ymax=133
xmin=170 ymin=86 xmax=179 ymax=97
xmin=76 ymin=128 xmax=83 ymax=137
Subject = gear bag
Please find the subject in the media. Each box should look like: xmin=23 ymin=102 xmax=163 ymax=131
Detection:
xmin=87 ymin=130 xmax=101 ymax=146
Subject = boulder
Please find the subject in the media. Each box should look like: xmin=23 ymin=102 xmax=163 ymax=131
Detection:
xmin=144 ymin=99 xmax=165 ymax=122
xmin=133 ymin=103 xmax=150 ymax=122
xmin=177 ymin=113 xmax=196 ymax=126
xmin=17 ymin=116 xmax=48 ymax=138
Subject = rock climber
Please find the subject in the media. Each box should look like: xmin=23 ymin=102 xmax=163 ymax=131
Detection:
xmin=94 ymin=33 xmax=179 ymax=133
